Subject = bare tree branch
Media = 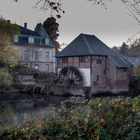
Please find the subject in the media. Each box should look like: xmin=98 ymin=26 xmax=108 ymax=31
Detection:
xmin=13 ymin=0 xmax=140 ymax=22
xmin=121 ymin=0 xmax=140 ymax=24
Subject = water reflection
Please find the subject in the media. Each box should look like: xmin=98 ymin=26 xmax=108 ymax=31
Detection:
xmin=0 ymin=95 xmax=69 ymax=126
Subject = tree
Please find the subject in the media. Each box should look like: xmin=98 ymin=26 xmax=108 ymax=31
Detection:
xmin=113 ymin=38 xmax=140 ymax=57
xmin=43 ymin=17 xmax=61 ymax=53
xmin=0 ymin=18 xmax=20 ymax=86
xmin=119 ymin=42 xmax=129 ymax=56
xmin=0 ymin=18 xmax=20 ymax=66
xmin=0 ymin=19 xmax=19 ymax=39
xmin=0 ymin=68 xmax=13 ymax=87
xmin=89 ymin=0 xmax=140 ymax=25
xmin=13 ymin=0 xmax=140 ymax=24
xmin=120 ymin=0 xmax=140 ymax=24
xmin=43 ymin=17 xmax=59 ymax=40
xmin=129 ymin=38 xmax=140 ymax=57
xmin=112 ymin=46 xmax=119 ymax=52
xmin=14 ymin=0 xmax=64 ymax=18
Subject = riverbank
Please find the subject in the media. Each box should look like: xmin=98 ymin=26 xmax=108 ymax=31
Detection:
xmin=1 ymin=96 xmax=140 ymax=139
xmin=0 ymin=93 xmax=71 ymax=126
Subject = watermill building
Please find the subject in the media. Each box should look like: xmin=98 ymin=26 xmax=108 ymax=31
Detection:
xmin=56 ymin=33 xmax=132 ymax=94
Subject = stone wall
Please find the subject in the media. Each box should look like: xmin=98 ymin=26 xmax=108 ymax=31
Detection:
xmin=57 ymin=55 xmax=130 ymax=94
xmin=12 ymin=45 xmax=56 ymax=73
xmin=45 ymin=85 xmax=88 ymax=97
xmin=91 ymin=56 xmax=130 ymax=94
xmin=57 ymin=56 xmax=90 ymax=68
xmin=91 ymin=56 xmax=107 ymax=92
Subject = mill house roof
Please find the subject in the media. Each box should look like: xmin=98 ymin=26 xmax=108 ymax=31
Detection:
xmin=56 ymin=33 xmax=132 ymax=68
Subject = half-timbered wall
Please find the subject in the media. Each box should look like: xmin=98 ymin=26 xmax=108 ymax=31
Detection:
xmin=57 ymin=56 xmax=90 ymax=68
xmin=90 ymin=56 xmax=107 ymax=93
xmin=57 ymin=55 xmax=130 ymax=93
xmin=57 ymin=56 xmax=91 ymax=86
xmin=91 ymin=56 xmax=130 ymax=93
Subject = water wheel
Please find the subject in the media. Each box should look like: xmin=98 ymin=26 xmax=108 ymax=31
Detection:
xmin=58 ymin=66 xmax=83 ymax=86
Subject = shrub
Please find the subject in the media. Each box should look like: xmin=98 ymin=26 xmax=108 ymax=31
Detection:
xmin=1 ymin=96 xmax=140 ymax=139
xmin=0 ymin=68 xmax=13 ymax=87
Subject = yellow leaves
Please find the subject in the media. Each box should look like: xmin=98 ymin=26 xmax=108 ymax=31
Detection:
xmin=0 ymin=19 xmax=20 ymax=65
xmin=0 ymin=33 xmax=10 ymax=48
xmin=0 ymin=68 xmax=13 ymax=86
xmin=0 ymin=44 xmax=20 ymax=64
xmin=134 ymin=65 xmax=140 ymax=74
xmin=0 ymin=18 xmax=19 ymax=39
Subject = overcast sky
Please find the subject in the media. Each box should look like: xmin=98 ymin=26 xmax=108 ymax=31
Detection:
xmin=0 ymin=0 xmax=140 ymax=47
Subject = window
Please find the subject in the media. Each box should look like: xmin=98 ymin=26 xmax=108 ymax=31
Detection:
xmin=45 ymin=38 xmax=49 ymax=45
xmin=46 ymin=64 xmax=50 ymax=72
xmin=123 ymin=68 xmax=127 ymax=72
xmin=35 ymin=51 xmax=38 ymax=61
xmin=103 ymin=69 xmax=106 ymax=75
xmin=24 ymin=50 xmax=30 ymax=61
xmin=46 ymin=52 xmax=50 ymax=61
xmin=62 ymin=57 xmax=68 ymax=63
xmin=14 ymin=35 xmax=18 ymax=43
xmin=79 ymin=57 xmax=85 ymax=63
xmin=117 ymin=68 xmax=127 ymax=73
xmin=28 ymin=36 xmax=34 ymax=44
xmin=97 ymin=75 xmax=100 ymax=81
xmin=34 ymin=64 xmax=39 ymax=70
xmin=24 ymin=64 xmax=28 ymax=68
xmin=19 ymin=36 xmax=28 ymax=44
xmin=96 ymin=59 xmax=102 ymax=64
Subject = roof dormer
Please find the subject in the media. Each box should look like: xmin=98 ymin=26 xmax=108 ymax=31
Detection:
xmin=45 ymin=38 xmax=49 ymax=45
xmin=14 ymin=35 xmax=19 ymax=43
xmin=28 ymin=36 xmax=34 ymax=44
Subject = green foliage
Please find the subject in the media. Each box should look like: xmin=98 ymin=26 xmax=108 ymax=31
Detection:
xmin=0 ymin=18 xmax=20 ymax=67
xmin=0 ymin=42 xmax=20 ymax=65
xmin=134 ymin=65 xmax=140 ymax=74
xmin=0 ymin=18 xmax=19 ymax=39
xmin=0 ymin=18 xmax=20 ymax=87
xmin=1 ymin=96 xmax=140 ymax=139
xmin=35 ymin=72 xmax=58 ymax=84
xmin=0 ymin=68 xmax=13 ymax=87
xmin=113 ymin=38 xmax=140 ymax=57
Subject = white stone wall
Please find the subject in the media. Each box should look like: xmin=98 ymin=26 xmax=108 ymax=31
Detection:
xmin=12 ymin=45 xmax=56 ymax=73
xmin=79 ymin=68 xmax=91 ymax=87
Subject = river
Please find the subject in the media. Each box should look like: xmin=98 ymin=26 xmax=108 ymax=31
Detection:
xmin=0 ymin=95 xmax=69 ymax=127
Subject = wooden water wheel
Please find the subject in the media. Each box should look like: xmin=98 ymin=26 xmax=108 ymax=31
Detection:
xmin=58 ymin=66 xmax=83 ymax=86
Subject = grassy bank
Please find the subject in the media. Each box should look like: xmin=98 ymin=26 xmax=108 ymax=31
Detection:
xmin=0 ymin=96 xmax=140 ymax=140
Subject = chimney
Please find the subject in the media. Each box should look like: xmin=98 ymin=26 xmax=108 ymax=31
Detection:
xmin=24 ymin=22 xmax=27 ymax=28
xmin=7 ymin=20 xmax=10 ymax=24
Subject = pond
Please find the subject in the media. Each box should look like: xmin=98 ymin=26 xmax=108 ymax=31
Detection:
xmin=0 ymin=95 xmax=69 ymax=127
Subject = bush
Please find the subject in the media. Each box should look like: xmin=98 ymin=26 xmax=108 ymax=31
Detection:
xmin=35 ymin=72 xmax=58 ymax=84
xmin=0 ymin=68 xmax=13 ymax=87
xmin=1 ymin=96 xmax=140 ymax=139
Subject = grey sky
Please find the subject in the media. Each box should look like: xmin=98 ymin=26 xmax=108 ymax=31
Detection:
xmin=0 ymin=0 xmax=139 ymax=47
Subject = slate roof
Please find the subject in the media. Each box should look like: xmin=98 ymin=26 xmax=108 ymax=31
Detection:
xmin=19 ymin=26 xmax=40 ymax=36
xmin=15 ymin=24 xmax=54 ymax=48
xmin=56 ymin=33 xmax=132 ymax=68
xmin=35 ymin=23 xmax=48 ymax=38
xmin=34 ymin=23 xmax=54 ymax=47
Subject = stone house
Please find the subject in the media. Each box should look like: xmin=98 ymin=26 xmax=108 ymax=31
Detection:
xmin=12 ymin=23 xmax=56 ymax=73
xmin=56 ymin=33 xmax=132 ymax=94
